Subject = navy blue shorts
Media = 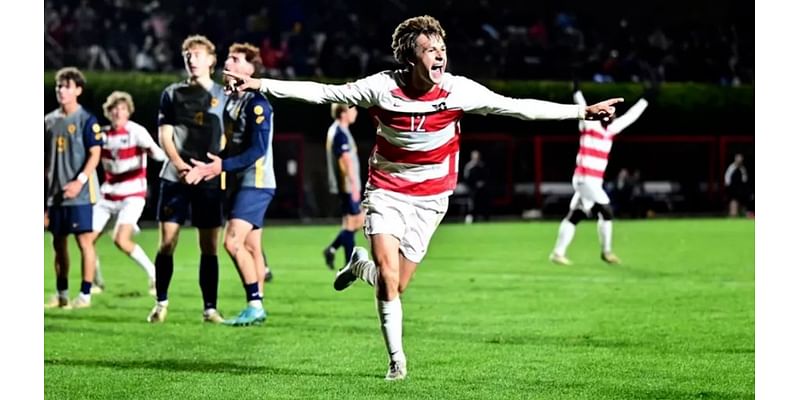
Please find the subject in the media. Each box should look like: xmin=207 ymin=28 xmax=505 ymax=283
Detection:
xmin=227 ymin=187 xmax=275 ymax=229
xmin=48 ymin=204 xmax=93 ymax=236
xmin=157 ymin=179 xmax=223 ymax=228
xmin=339 ymin=193 xmax=362 ymax=216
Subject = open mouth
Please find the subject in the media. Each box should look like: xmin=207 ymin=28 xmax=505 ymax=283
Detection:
xmin=431 ymin=64 xmax=444 ymax=78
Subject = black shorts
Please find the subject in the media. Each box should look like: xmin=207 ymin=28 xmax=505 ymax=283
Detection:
xmin=157 ymin=179 xmax=223 ymax=228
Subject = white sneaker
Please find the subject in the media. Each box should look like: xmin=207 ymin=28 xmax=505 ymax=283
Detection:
xmin=333 ymin=247 xmax=369 ymax=291
xmin=147 ymin=303 xmax=168 ymax=323
xmin=385 ymin=360 xmax=407 ymax=381
xmin=549 ymin=253 xmax=573 ymax=266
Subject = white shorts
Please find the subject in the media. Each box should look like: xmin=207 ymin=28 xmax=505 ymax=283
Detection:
xmin=569 ymin=175 xmax=610 ymax=214
xmin=92 ymin=196 xmax=146 ymax=235
xmin=362 ymin=189 xmax=449 ymax=264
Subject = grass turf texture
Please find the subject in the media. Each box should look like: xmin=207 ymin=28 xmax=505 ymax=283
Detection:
xmin=44 ymin=219 xmax=754 ymax=399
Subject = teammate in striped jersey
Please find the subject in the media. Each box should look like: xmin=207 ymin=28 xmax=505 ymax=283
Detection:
xmin=44 ymin=67 xmax=103 ymax=309
xmin=549 ymin=83 xmax=650 ymax=266
xmin=88 ymin=91 xmax=166 ymax=296
xmin=224 ymin=15 xmax=622 ymax=380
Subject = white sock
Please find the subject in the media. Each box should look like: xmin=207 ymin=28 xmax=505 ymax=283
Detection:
xmin=157 ymin=300 xmax=169 ymax=307
xmin=377 ymin=297 xmax=405 ymax=364
xmin=598 ymin=219 xmax=613 ymax=253
xmin=129 ymin=245 xmax=156 ymax=280
xmin=58 ymin=289 xmax=69 ymax=299
xmin=94 ymin=257 xmax=104 ymax=284
xmin=553 ymin=219 xmax=576 ymax=256
xmin=248 ymin=300 xmax=263 ymax=309
xmin=354 ymin=259 xmax=378 ymax=287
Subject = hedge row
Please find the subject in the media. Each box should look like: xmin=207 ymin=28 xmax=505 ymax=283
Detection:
xmin=44 ymin=71 xmax=754 ymax=135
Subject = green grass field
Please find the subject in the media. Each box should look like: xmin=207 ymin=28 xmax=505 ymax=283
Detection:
xmin=44 ymin=219 xmax=754 ymax=399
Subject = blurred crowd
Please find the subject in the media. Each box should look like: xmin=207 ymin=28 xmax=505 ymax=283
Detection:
xmin=45 ymin=0 xmax=753 ymax=85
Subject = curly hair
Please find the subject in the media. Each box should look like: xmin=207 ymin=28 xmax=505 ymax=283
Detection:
xmin=102 ymin=91 xmax=135 ymax=120
xmin=54 ymin=67 xmax=86 ymax=88
xmin=391 ymin=15 xmax=446 ymax=66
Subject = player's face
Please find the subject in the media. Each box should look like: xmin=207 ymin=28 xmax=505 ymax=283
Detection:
xmin=183 ymin=45 xmax=215 ymax=79
xmin=55 ymin=79 xmax=82 ymax=106
xmin=109 ymin=102 xmax=130 ymax=128
xmin=223 ymin=52 xmax=255 ymax=83
xmin=412 ymin=34 xmax=447 ymax=87
xmin=345 ymin=107 xmax=358 ymax=124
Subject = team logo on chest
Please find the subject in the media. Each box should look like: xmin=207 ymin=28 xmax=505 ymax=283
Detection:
xmin=67 ymin=124 xmax=77 ymax=134
xmin=211 ymin=97 xmax=219 ymax=107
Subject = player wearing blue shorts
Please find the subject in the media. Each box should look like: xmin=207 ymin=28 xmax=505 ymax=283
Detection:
xmin=186 ymin=43 xmax=275 ymax=326
xmin=44 ymin=67 xmax=103 ymax=309
xmin=322 ymin=103 xmax=365 ymax=269
xmin=147 ymin=35 xmax=228 ymax=323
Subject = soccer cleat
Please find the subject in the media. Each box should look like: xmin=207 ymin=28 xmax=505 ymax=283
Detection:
xmin=71 ymin=295 xmax=92 ymax=309
xmin=90 ymin=285 xmax=104 ymax=295
xmin=333 ymin=247 xmax=368 ymax=291
xmin=385 ymin=360 xmax=407 ymax=381
xmin=549 ymin=253 xmax=573 ymax=266
xmin=264 ymin=268 xmax=273 ymax=283
xmin=223 ymin=306 xmax=267 ymax=327
xmin=323 ymin=247 xmax=336 ymax=270
xmin=203 ymin=309 xmax=225 ymax=324
xmin=147 ymin=279 xmax=156 ymax=297
xmin=44 ymin=295 xmax=71 ymax=309
xmin=147 ymin=303 xmax=168 ymax=323
xmin=601 ymin=252 xmax=621 ymax=265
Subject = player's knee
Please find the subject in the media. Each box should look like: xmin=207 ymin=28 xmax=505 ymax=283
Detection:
xmin=158 ymin=240 xmax=177 ymax=255
xmin=566 ymin=209 xmax=587 ymax=225
xmin=223 ymin=236 xmax=242 ymax=256
xmin=592 ymin=204 xmax=614 ymax=220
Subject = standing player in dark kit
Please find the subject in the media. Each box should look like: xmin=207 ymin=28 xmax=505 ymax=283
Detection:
xmin=44 ymin=67 xmax=103 ymax=309
xmin=147 ymin=35 xmax=228 ymax=323
xmin=322 ymin=103 xmax=364 ymax=270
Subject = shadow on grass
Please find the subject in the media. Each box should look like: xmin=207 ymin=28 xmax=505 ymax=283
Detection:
xmin=44 ymin=358 xmax=380 ymax=378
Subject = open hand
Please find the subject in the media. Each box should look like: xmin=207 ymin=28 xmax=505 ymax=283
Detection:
xmin=62 ymin=180 xmax=83 ymax=199
xmin=585 ymin=98 xmax=624 ymax=120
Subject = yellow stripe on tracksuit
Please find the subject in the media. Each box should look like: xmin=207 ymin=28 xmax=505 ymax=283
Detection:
xmin=220 ymin=135 xmax=227 ymax=190
xmin=88 ymin=174 xmax=96 ymax=203
xmin=254 ymin=156 xmax=265 ymax=188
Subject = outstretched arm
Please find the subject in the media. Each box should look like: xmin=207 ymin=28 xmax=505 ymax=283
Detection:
xmin=224 ymin=70 xmax=378 ymax=107
xmin=607 ymin=98 xmax=649 ymax=135
xmin=134 ymin=125 xmax=167 ymax=162
xmin=458 ymin=77 xmax=622 ymax=121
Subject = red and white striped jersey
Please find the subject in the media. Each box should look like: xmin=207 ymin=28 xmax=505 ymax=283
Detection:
xmin=260 ymin=70 xmax=583 ymax=198
xmin=572 ymin=91 xmax=648 ymax=182
xmin=100 ymin=120 xmax=166 ymax=200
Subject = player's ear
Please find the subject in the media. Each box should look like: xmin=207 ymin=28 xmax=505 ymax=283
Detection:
xmin=75 ymin=86 xmax=83 ymax=97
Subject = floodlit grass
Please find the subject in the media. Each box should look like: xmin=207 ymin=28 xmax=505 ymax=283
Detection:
xmin=44 ymin=219 xmax=754 ymax=399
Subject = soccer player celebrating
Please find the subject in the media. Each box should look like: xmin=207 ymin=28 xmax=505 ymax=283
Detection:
xmin=44 ymin=67 xmax=103 ymax=309
xmin=322 ymin=103 xmax=365 ymax=270
xmin=224 ymin=15 xmax=622 ymax=380
xmin=549 ymin=82 xmax=651 ymax=266
xmin=147 ymin=35 xmax=228 ymax=323
xmin=185 ymin=42 xmax=275 ymax=327
xmin=89 ymin=91 xmax=166 ymax=296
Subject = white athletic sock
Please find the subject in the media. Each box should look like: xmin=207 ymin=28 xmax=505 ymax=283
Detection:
xmin=58 ymin=290 xmax=69 ymax=299
xmin=354 ymin=259 xmax=378 ymax=287
xmin=553 ymin=219 xmax=576 ymax=256
xmin=248 ymin=300 xmax=263 ymax=309
xmin=598 ymin=219 xmax=613 ymax=253
xmin=94 ymin=257 xmax=104 ymax=284
xmin=129 ymin=245 xmax=156 ymax=280
xmin=377 ymin=298 xmax=406 ymax=364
